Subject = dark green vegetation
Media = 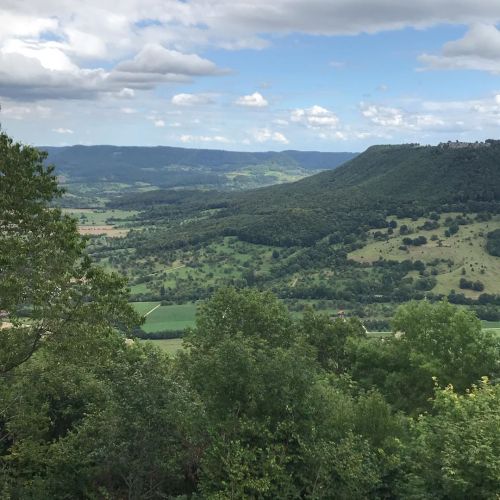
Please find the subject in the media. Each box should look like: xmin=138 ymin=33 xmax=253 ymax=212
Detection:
xmin=79 ymin=140 xmax=500 ymax=331
xmin=1 ymin=132 xmax=499 ymax=498
xmin=43 ymin=145 xmax=357 ymax=206
xmin=486 ymin=228 xmax=500 ymax=256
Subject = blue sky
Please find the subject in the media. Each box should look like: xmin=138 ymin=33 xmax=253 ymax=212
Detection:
xmin=1 ymin=1 xmax=500 ymax=152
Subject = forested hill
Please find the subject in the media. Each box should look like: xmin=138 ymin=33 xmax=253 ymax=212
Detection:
xmin=42 ymin=144 xmax=357 ymax=183
xmin=235 ymin=141 xmax=500 ymax=208
xmin=112 ymin=140 xmax=500 ymax=247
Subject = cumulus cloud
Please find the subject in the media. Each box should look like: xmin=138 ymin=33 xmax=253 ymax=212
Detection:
xmin=253 ymin=128 xmax=289 ymax=144
xmin=153 ymin=119 xmax=165 ymax=127
xmin=291 ymin=105 xmax=340 ymax=129
xmin=115 ymin=44 xmax=223 ymax=76
xmin=419 ymin=23 xmax=500 ymax=73
xmin=235 ymin=92 xmax=268 ymax=107
xmin=0 ymin=45 xmax=223 ymax=101
xmin=183 ymin=1 xmax=500 ymax=39
xmin=360 ymin=102 xmax=465 ymax=132
xmin=171 ymin=93 xmax=214 ymax=106
xmin=4 ymin=1 xmax=500 ymax=56
xmin=0 ymin=11 xmax=57 ymax=42
xmin=0 ymin=51 xmax=111 ymax=100
xmin=361 ymin=104 xmax=404 ymax=127
xmin=116 ymin=87 xmax=135 ymax=98
xmin=3 ymin=1 xmax=500 ymax=103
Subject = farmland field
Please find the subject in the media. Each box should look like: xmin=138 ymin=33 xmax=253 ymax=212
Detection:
xmin=132 ymin=302 xmax=198 ymax=332
xmin=131 ymin=301 xmax=161 ymax=315
xmin=62 ymin=208 xmax=138 ymax=225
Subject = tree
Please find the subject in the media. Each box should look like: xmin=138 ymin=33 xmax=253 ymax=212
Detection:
xmin=299 ymin=308 xmax=366 ymax=373
xmin=0 ymin=132 xmax=139 ymax=373
xmin=350 ymin=301 xmax=499 ymax=414
xmin=179 ymin=288 xmax=389 ymax=498
xmin=400 ymin=379 xmax=500 ymax=499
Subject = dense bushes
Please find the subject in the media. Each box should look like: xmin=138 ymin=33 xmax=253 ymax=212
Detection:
xmin=486 ymin=228 xmax=500 ymax=256
xmin=460 ymin=277 xmax=485 ymax=291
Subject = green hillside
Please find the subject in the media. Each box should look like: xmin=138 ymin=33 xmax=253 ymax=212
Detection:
xmin=110 ymin=140 xmax=500 ymax=249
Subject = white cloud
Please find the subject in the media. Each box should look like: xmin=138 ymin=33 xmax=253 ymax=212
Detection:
xmin=180 ymin=134 xmax=230 ymax=144
xmin=52 ymin=127 xmax=74 ymax=134
xmin=116 ymin=87 xmax=135 ymax=98
xmin=2 ymin=38 xmax=78 ymax=72
xmin=360 ymin=102 xmax=466 ymax=132
xmin=0 ymin=51 xmax=110 ymax=100
xmin=171 ymin=93 xmax=214 ymax=106
xmin=0 ymin=11 xmax=57 ymax=42
xmin=180 ymin=1 xmax=500 ymax=40
xmin=4 ymin=1 xmax=500 ymax=58
xmin=419 ymin=23 xmax=500 ymax=73
xmin=115 ymin=43 xmax=223 ymax=76
xmin=253 ymin=128 xmax=289 ymax=144
xmin=153 ymin=119 xmax=165 ymax=127
xmin=120 ymin=107 xmax=137 ymax=114
xmin=361 ymin=104 xmax=404 ymax=127
xmin=0 ymin=35 xmax=224 ymax=101
xmin=235 ymin=92 xmax=268 ymax=107
xmin=291 ymin=105 xmax=340 ymax=129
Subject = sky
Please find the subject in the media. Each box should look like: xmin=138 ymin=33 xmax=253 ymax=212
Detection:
xmin=2 ymin=1 xmax=500 ymax=152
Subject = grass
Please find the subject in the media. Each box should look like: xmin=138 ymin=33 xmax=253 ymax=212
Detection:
xmin=131 ymin=301 xmax=161 ymax=315
xmin=139 ymin=303 xmax=198 ymax=333
xmin=141 ymin=338 xmax=184 ymax=355
xmin=62 ymin=208 xmax=138 ymax=225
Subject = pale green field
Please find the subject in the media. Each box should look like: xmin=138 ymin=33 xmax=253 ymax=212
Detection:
xmin=131 ymin=301 xmax=160 ymax=315
xmin=143 ymin=338 xmax=184 ymax=354
xmin=62 ymin=208 xmax=138 ymax=225
xmin=349 ymin=214 xmax=500 ymax=297
xmin=133 ymin=303 xmax=198 ymax=333
xmin=483 ymin=321 xmax=500 ymax=328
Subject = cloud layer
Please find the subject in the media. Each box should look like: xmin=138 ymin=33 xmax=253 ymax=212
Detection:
xmin=2 ymin=1 xmax=500 ymax=149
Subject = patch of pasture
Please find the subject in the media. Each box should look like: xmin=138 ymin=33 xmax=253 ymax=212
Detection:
xmin=62 ymin=208 xmax=138 ymax=225
xmin=140 ymin=303 xmax=198 ymax=333
xmin=131 ymin=301 xmax=161 ymax=315
xmin=348 ymin=214 xmax=500 ymax=296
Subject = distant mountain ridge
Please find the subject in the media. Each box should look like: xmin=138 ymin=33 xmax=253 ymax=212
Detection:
xmin=42 ymin=145 xmax=358 ymax=185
